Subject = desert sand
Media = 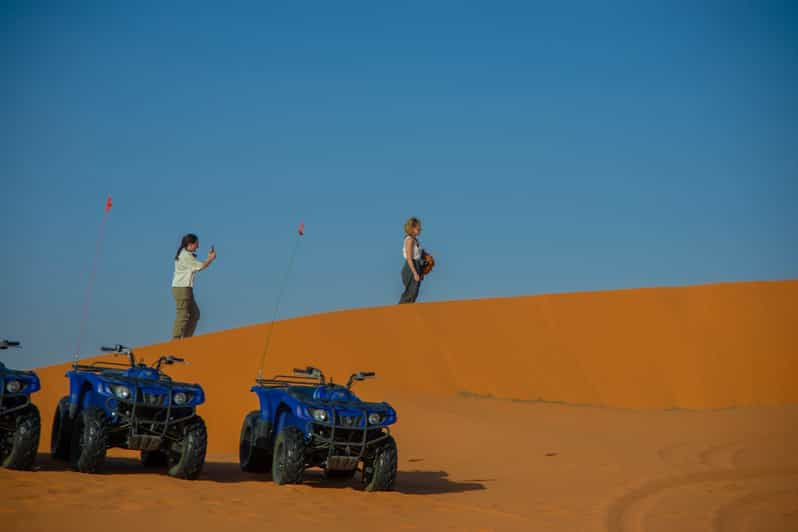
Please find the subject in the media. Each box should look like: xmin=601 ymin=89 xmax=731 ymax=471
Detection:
xmin=3 ymin=280 xmax=797 ymax=531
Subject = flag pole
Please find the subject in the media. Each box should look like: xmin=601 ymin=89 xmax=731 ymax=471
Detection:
xmin=74 ymin=195 xmax=113 ymax=366
xmin=257 ymin=222 xmax=304 ymax=380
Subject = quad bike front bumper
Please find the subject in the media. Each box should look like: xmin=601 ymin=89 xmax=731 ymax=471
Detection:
xmin=0 ymin=393 xmax=31 ymax=419
xmin=106 ymin=395 xmax=196 ymax=450
xmin=307 ymin=407 xmax=392 ymax=467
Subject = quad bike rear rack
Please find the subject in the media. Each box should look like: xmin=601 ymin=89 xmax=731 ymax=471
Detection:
xmin=256 ymin=374 xmax=324 ymax=388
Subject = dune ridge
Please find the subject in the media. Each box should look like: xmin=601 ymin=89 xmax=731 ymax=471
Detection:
xmin=30 ymin=279 xmax=797 ymax=455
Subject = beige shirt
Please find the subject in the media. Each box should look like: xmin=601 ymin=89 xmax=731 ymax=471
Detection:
xmin=172 ymin=249 xmax=204 ymax=288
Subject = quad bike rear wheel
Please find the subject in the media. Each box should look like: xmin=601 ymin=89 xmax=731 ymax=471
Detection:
xmin=239 ymin=410 xmax=271 ymax=473
xmin=1 ymin=404 xmax=40 ymax=470
xmin=167 ymin=416 xmax=207 ymax=480
xmin=70 ymin=407 xmax=108 ymax=473
xmin=363 ymin=435 xmax=397 ymax=491
xmin=51 ymin=396 xmax=73 ymax=460
xmin=271 ymin=426 xmax=306 ymax=485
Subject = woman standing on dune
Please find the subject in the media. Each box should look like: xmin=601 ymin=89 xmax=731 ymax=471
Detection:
xmin=399 ymin=217 xmax=427 ymax=304
xmin=172 ymin=233 xmax=216 ymax=339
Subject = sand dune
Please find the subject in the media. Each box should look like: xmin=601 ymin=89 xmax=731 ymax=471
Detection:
xmin=3 ymin=280 xmax=797 ymax=531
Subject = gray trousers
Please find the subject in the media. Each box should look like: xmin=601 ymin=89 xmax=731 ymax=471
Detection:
xmin=399 ymin=260 xmax=423 ymax=304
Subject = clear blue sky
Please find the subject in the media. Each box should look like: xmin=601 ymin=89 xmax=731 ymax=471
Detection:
xmin=2 ymin=1 xmax=796 ymax=367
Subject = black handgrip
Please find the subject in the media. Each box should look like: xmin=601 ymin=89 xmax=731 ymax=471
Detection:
xmin=172 ymin=357 xmax=185 ymax=363
xmin=5 ymin=341 xmax=20 ymax=347
xmin=293 ymin=367 xmax=308 ymax=374
xmin=361 ymin=372 xmax=375 ymax=377
xmin=100 ymin=345 xmax=117 ymax=352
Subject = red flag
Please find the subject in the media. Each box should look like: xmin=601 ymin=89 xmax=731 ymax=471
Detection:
xmin=298 ymin=222 xmax=304 ymax=236
xmin=105 ymin=195 xmax=113 ymax=213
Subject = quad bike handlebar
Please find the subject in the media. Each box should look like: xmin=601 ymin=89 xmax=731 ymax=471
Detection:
xmin=154 ymin=355 xmax=186 ymax=370
xmin=99 ymin=344 xmax=136 ymax=367
xmin=101 ymin=344 xmax=131 ymax=354
xmin=347 ymin=371 xmax=376 ymax=389
xmin=0 ymin=339 xmax=21 ymax=349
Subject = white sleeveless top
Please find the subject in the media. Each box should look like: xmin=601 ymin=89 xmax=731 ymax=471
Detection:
xmin=403 ymin=236 xmax=422 ymax=260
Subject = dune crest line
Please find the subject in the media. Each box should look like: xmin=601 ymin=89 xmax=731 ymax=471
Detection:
xmin=32 ymin=279 xmax=797 ymax=455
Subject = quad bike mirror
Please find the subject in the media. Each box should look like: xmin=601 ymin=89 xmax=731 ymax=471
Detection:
xmin=347 ymin=371 xmax=376 ymax=389
xmin=0 ymin=339 xmax=21 ymax=350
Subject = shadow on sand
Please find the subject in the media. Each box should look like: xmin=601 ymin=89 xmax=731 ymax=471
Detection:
xmin=34 ymin=454 xmax=486 ymax=494
xmin=304 ymin=469 xmax=487 ymax=495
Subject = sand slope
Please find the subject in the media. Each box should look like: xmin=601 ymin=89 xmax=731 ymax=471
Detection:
xmin=4 ymin=280 xmax=798 ymax=531
xmin=29 ymin=279 xmax=798 ymax=455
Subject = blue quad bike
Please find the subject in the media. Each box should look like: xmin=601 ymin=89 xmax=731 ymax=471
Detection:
xmin=50 ymin=344 xmax=207 ymax=479
xmin=239 ymin=366 xmax=398 ymax=491
xmin=0 ymin=339 xmax=41 ymax=470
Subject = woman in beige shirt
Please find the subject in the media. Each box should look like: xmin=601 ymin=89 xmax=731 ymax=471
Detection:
xmin=171 ymin=233 xmax=216 ymax=339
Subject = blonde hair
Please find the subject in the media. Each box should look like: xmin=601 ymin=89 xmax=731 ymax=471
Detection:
xmin=404 ymin=217 xmax=421 ymax=235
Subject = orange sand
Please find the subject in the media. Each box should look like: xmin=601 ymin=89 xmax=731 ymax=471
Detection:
xmin=3 ymin=280 xmax=797 ymax=531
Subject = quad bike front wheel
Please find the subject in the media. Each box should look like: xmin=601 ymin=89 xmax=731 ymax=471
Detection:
xmin=70 ymin=407 xmax=108 ymax=473
xmin=167 ymin=416 xmax=207 ymax=480
xmin=51 ymin=396 xmax=73 ymax=460
xmin=239 ymin=410 xmax=271 ymax=473
xmin=271 ymin=426 xmax=306 ymax=485
xmin=1 ymin=404 xmax=41 ymax=470
xmin=363 ymin=435 xmax=397 ymax=492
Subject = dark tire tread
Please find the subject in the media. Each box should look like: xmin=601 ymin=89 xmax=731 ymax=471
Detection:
xmin=51 ymin=396 xmax=73 ymax=460
xmin=1 ymin=404 xmax=41 ymax=470
xmin=364 ymin=435 xmax=398 ymax=492
xmin=70 ymin=407 xmax=108 ymax=473
xmin=271 ymin=426 xmax=306 ymax=485
xmin=167 ymin=416 xmax=207 ymax=480
xmin=239 ymin=411 xmax=271 ymax=473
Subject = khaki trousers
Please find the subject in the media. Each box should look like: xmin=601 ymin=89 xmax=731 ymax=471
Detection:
xmin=172 ymin=287 xmax=200 ymax=339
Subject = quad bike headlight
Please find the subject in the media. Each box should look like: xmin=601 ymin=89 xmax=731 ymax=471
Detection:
xmin=367 ymin=413 xmax=382 ymax=425
xmin=111 ymin=384 xmax=131 ymax=400
xmin=309 ymin=408 xmax=328 ymax=422
xmin=5 ymin=380 xmax=22 ymax=393
xmin=173 ymin=391 xmax=188 ymax=405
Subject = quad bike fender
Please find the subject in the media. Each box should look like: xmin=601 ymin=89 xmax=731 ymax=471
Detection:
xmin=68 ymin=381 xmax=93 ymax=419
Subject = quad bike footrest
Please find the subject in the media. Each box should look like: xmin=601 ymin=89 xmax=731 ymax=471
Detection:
xmin=127 ymin=434 xmax=163 ymax=451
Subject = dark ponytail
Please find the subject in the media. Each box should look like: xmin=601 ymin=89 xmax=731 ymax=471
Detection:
xmin=175 ymin=233 xmax=198 ymax=260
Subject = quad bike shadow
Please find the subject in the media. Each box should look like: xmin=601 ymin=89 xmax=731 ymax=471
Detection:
xmin=35 ymin=452 xmax=487 ymax=494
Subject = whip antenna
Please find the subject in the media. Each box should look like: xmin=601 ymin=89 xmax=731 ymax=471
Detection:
xmin=257 ymin=222 xmax=305 ymax=380
xmin=74 ymin=195 xmax=113 ymax=365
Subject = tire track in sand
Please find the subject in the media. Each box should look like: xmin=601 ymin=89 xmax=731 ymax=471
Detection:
xmin=712 ymin=487 xmax=798 ymax=532
xmin=606 ymin=467 xmax=798 ymax=532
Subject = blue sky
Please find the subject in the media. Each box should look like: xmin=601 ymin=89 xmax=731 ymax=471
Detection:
xmin=2 ymin=1 xmax=796 ymax=367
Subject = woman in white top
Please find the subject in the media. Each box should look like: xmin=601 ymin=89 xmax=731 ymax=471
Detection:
xmin=399 ymin=217 xmax=424 ymax=304
xmin=171 ymin=233 xmax=216 ymax=339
